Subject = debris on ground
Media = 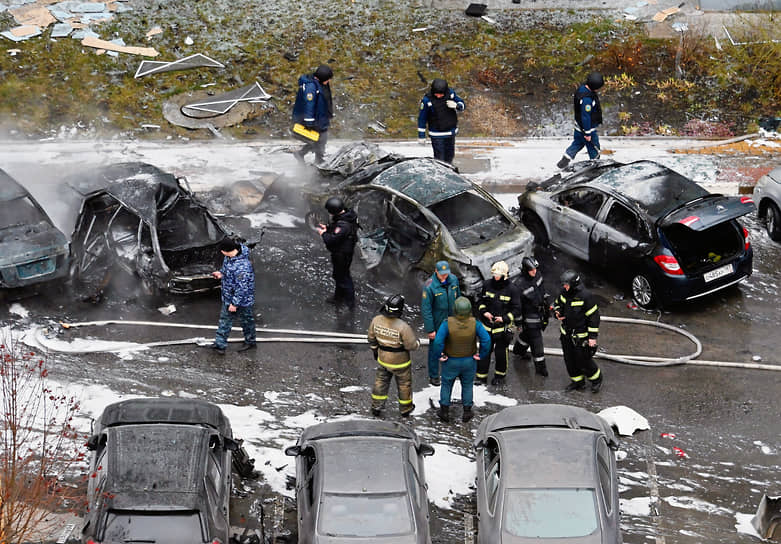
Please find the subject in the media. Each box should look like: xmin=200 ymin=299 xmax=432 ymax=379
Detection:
xmin=81 ymin=35 xmax=158 ymax=56
xmin=135 ymin=53 xmax=225 ymax=78
xmin=597 ymin=405 xmax=650 ymax=436
xmin=181 ymin=82 xmax=271 ymax=117
xmin=752 ymin=494 xmax=781 ymax=541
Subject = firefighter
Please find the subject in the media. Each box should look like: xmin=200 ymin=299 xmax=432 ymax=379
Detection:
xmin=368 ymin=294 xmax=420 ymax=417
xmin=430 ymin=296 xmax=491 ymax=423
xmin=316 ymin=196 xmax=359 ymax=309
xmin=512 ymin=256 xmax=550 ymax=377
xmin=476 ymin=261 xmax=519 ymax=386
xmin=553 ymin=270 xmax=603 ymax=393
xmin=421 ymin=261 xmax=461 ymax=386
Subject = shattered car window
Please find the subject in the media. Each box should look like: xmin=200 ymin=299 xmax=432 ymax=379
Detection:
xmin=429 ymin=191 xmax=512 ymax=247
xmin=0 ymin=196 xmax=48 ymax=227
xmin=157 ymin=198 xmax=222 ymax=250
xmin=319 ymin=493 xmax=413 ymax=537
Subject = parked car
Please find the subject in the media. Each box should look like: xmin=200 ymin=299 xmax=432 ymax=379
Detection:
xmin=65 ymin=162 xmax=234 ymax=299
xmin=308 ymin=143 xmax=534 ymax=296
xmin=0 ymin=168 xmax=69 ymax=289
xmin=518 ymin=159 xmax=754 ymax=308
xmin=754 ymin=165 xmax=781 ymax=242
xmin=284 ymin=419 xmax=435 ymax=544
xmin=474 ymin=404 xmax=621 ymax=544
xmin=82 ymin=397 xmax=256 ymax=544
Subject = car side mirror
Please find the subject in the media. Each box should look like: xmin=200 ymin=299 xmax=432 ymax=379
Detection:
xmin=285 ymin=445 xmax=301 ymax=457
xmin=473 ymin=440 xmax=485 ymax=451
xmin=418 ymin=443 xmax=435 ymax=457
xmin=86 ymin=434 xmax=100 ymax=451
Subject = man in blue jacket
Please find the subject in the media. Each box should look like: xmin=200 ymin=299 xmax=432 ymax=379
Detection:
xmin=206 ymin=239 xmax=256 ymax=355
xmin=421 ymin=261 xmax=460 ymax=385
xmin=292 ymin=64 xmax=334 ymax=164
xmin=557 ymin=71 xmax=604 ymax=169
xmin=430 ymin=296 xmax=491 ymax=423
xmin=417 ymin=78 xmax=465 ymax=164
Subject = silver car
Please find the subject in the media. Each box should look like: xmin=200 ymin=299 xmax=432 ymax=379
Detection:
xmin=285 ymin=419 xmax=435 ymax=544
xmin=474 ymin=404 xmax=621 ymax=544
xmin=754 ymin=165 xmax=781 ymax=241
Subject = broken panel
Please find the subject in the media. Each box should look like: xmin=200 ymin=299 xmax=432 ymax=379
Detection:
xmin=181 ymin=82 xmax=271 ymax=118
xmin=134 ymin=53 xmax=225 ymax=78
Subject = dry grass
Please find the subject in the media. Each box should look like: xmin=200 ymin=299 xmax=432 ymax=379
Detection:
xmin=462 ymin=94 xmax=524 ymax=138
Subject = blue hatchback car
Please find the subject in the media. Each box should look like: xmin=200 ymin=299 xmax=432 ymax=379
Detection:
xmin=519 ymin=160 xmax=754 ymax=308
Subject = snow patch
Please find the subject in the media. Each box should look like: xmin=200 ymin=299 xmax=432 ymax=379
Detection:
xmin=411 ymin=383 xmax=517 ymax=416
xmin=734 ymin=512 xmax=762 ymax=539
xmin=662 ymin=495 xmax=732 ymax=516
xmin=424 ymin=442 xmax=475 ymax=509
xmin=9 ymin=303 xmax=29 ymax=319
xmin=597 ymin=405 xmax=650 ymax=436
xmin=620 ymin=496 xmax=653 ymax=516
xmin=339 ymin=385 xmax=366 ymax=393
xmin=245 ymin=211 xmax=302 ymax=229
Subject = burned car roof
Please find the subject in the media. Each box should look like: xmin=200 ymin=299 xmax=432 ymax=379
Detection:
xmin=96 ymin=397 xmax=232 ymax=437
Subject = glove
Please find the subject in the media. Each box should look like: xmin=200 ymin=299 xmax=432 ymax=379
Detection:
xmin=446 ymin=100 xmax=457 ymax=109
xmin=417 ymin=138 xmax=427 ymax=146
xmin=589 ymin=344 xmax=598 ymax=357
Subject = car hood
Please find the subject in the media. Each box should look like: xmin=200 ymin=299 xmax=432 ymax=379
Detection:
xmin=660 ymin=194 xmax=755 ymax=230
xmin=458 ymin=226 xmax=534 ymax=279
xmin=0 ymin=223 xmax=68 ymax=267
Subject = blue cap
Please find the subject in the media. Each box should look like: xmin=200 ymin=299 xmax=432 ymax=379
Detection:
xmin=436 ymin=261 xmax=450 ymax=274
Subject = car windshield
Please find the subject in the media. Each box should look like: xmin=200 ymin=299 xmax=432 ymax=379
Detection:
xmin=319 ymin=492 xmax=413 ymax=537
xmin=503 ymin=488 xmax=599 ymax=538
xmin=0 ymin=196 xmax=48 ymax=228
xmin=101 ymin=510 xmax=203 ymax=542
xmin=428 ymin=191 xmax=511 ymax=246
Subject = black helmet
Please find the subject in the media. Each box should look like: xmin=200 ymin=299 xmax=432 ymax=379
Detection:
xmin=381 ymin=294 xmax=405 ymax=318
xmin=586 ymin=71 xmax=604 ymax=91
xmin=560 ymin=269 xmax=581 ymax=288
xmin=325 ymin=196 xmax=344 ymax=214
xmin=431 ymin=78 xmax=448 ymax=95
xmin=522 ymin=256 xmax=539 ymax=274
xmin=314 ymin=64 xmax=333 ymax=82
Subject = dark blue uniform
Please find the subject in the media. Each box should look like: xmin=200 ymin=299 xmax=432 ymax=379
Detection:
xmin=417 ymin=87 xmax=465 ymax=164
xmin=292 ymin=73 xmax=333 ymax=162
xmin=564 ymin=83 xmax=603 ymax=162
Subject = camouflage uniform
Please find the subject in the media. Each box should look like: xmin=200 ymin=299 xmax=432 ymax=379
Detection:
xmin=368 ymin=314 xmax=420 ymax=415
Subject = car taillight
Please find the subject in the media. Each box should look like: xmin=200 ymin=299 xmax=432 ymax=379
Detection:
xmin=86 ymin=540 xmax=101 ymax=544
xmin=742 ymin=226 xmax=750 ymax=250
xmin=211 ymin=540 xmax=223 ymax=544
xmin=740 ymin=196 xmax=754 ymax=204
xmin=653 ymin=254 xmax=684 ymax=275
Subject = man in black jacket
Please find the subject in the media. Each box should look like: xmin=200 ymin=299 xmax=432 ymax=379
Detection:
xmin=317 ymin=196 xmax=358 ymax=308
xmin=512 ymin=256 xmax=550 ymax=377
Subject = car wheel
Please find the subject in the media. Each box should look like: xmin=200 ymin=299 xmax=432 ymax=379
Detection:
xmin=766 ymin=202 xmax=781 ymax=242
xmin=631 ymin=273 xmax=657 ymax=309
xmin=523 ymin=213 xmax=549 ymax=246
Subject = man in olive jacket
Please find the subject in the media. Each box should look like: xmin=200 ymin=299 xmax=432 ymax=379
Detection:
xmin=421 ymin=261 xmax=461 ymax=386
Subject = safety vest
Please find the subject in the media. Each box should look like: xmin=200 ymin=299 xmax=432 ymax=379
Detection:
xmin=445 ymin=316 xmax=478 ymax=357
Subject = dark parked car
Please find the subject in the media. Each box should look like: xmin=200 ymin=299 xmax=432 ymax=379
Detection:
xmin=474 ymin=404 xmax=621 ymax=544
xmin=285 ymin=419 xmax=435 ymax=544
xmin=519 ymin=160 xmax=754 ymax=308
xmin=82 ymin=398 xmax=255 ymax=544
xmin=66 ymin=162 xmax=233 ymax=298
xmin=0 ymin=168 xmax=69 ymax=289
xmin=309 ymin=143 xmax=534 ymax=296
xmin=754 ymin=165 xmax=781 ymax=242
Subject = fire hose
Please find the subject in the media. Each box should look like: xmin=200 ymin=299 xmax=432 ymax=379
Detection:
xmin=29 ymin=317 xmax=781 ymax=372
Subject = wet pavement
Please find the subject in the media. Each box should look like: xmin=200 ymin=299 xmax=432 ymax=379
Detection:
xmin=1 ymin=140 xmax=780 ymax=543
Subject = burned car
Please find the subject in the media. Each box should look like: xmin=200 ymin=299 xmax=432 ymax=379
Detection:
xmin=66 ymin=162 xmax=232 ymax=298
xmin=311 ymin=143 xmax=534 ymax=296
xmin=754 ymin=165 xmax=781 ymax=242
xmin=0 ymin=168 xmax=69 ymax=289
xmin=519 ymin=160 xmax=754 ymax=308
xmin=82 ymin=398 xmax=256 ymax=544
xmin=285 ymin=419 xmax=435 ymax=544
xmin=474 ymin=404 xmax=621 ymax=544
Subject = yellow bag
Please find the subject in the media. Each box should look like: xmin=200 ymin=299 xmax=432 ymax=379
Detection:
xmin=292 ymin=123 xmax=320 ymax=142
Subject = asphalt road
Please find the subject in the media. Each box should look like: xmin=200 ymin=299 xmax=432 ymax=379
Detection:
xmin=1 ymin=140 xmax=779 ymax=543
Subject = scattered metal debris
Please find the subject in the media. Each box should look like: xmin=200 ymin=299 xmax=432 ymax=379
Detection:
xmin=752 ymin=494 xmax=781 ymax=541
xmin=134 ymin=53 xmax=225 ymax=78
xmin=181 ymin=82 xmax=270 ymax=118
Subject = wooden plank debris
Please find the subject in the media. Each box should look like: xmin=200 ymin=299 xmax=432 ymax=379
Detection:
xmin=81 ymin=35 xmax=159 ymax=56
xmin=652 ymin=6 xmax=680 ymax=22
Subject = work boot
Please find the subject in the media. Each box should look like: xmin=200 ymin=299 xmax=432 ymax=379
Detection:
xmin=564 ymin=380 xmax=586 ymax=392
xmin=491 ymin=375 xmax=505 ymax=386
xmin=400 ymin=404 xmax=415 ymax=418
xmin=474 ymin=376 xmax=487 ymax=386
xmin=202 ymin=344 xmax=226 ymax=356
xmin=371 ymin=407 xmax=382 ymax=417
xmin=535 ymin=362 xmax=549 ymax=377
xmin=237 ymin=343 xmax=256 ymax=352
xmin=512 ymin=342 xmax=523 ymax=355
xmin=462 ymin=406 xmax=474 ymax=423
xmin=557 ymin=155 xmax=571 ymax=169
xmin=438 ymin=405 xmax=450 ymax=423
xmin=429 ymin=377 xmax=441 ymax=387
xmin=590 ymin=376 xmax=603 ymax=393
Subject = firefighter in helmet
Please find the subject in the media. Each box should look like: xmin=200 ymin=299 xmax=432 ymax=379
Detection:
xmin=476 ymin=260 xmax=519 ymax=386
xmin=512 ymin=256 xmax=551 ymax=376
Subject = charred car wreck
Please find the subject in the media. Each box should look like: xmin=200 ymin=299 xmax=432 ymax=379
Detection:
xmin=310 ymin=143 xmax=534 ymax=296
xmin=66 ymin=162 xmax=234 ymax=298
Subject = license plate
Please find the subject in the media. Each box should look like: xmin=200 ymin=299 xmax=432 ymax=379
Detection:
xmin=703 ymin=263 xmax=733 ymax=282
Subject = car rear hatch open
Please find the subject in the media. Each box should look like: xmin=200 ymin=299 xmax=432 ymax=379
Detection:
xmin=659 ymin=195 xmax=754 ymax=275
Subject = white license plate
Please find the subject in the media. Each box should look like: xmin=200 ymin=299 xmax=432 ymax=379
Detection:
xmin=703 ymin=263 xmax=733 ymax=282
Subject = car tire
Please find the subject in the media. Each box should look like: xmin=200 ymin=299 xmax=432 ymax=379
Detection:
xmin=766 ymin=202 xmax=781 ymax=242
xmin=523 ymin=213 xmax=549 ymax=246
xmin=631 ymin=273 xmax=657 ymax=309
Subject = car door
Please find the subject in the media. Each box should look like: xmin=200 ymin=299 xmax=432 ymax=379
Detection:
xmin=591 ymin=199 xmax=651 ymax=268
xmin=596 ymin=437 xmax=620 ymax=542
xmin=296 ymin=446 xmax=318 ymax=544
xmin=476 ymin=436 xmax=502 ymax=544
xmin=385 ymin=197 xmax=435 ymax=268
xmin=550 ymin=188 xmax=605 ymax=260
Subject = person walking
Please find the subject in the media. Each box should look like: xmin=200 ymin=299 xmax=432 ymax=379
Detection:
xmin=368 ymin=294 xmax=420 ymax=418
xmin=417 ymin=78 xmax=465 ymax=164
xmin=553 ymin=269 xmax=603 ymax=392
xmin=557 ymin=71 xmax=604 ymax=169
xmin=421 ymin=261 xmax=461 ymax=386
xmin=430 ymin=297 xmax=491 ymax=423
xmin=206 ymin=239 xmax=256 ymax=355
xmin=316 ymin=196 xmax=358 ymax=309
xmin=512 ymin=256 xmax=551 ymax=377
xmin=292 ymin=64 xmax=334 ymax=165
xmin=475 ymin=261 xmax=519 ymax=386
